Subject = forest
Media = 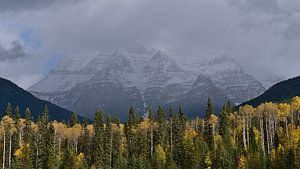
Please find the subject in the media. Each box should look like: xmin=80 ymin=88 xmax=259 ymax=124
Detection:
xmin=1 ymin=97 xmax=300 ymax=169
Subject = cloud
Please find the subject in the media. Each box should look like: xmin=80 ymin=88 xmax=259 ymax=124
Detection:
xmin=0 ymin=0 xmax=79 ymax=13
xmin=0 ymin=41 xmax=28 ymax=61
xmin=1 ymin=0 xmax=300 ymax=88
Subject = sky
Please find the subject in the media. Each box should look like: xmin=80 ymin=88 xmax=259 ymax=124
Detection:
xmin=1 ymin=0 xmax=300 ymax=89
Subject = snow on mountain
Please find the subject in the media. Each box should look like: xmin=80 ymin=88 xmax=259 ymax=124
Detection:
xmin=29 ymin=49 xmax=266 ymax=119
xmin=183 ymin=55 xmax=265 ymax=103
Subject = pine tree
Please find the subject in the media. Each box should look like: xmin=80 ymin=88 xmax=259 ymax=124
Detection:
xmin=165 ymin=146 xmax=177 ymax=169
xmin=93 ymin=110 xmax=105 ymax=168
xmin=173 ymin=106 xmax=186 ymax=167
xmin=126 ymin=106 xmax=139 ymax=159
xmin=6 ymin=102 xmax=13 ymax=117
xmin=204 ymin=97 xmax=214 ymax=150
xmin=60 ymin=146 xmax=76 ymax=169
xmin=23 ymin=108 xmax=32 ymax=144
xmin=155 ymin=106 xmax=167 ymax=148
xmin=104 ymin=115 xmax=113 ymax=169
xmin=70 ymin=113 xmax=79 ymax=127
xmin=112 ymin=120 xmax=124 ymax=169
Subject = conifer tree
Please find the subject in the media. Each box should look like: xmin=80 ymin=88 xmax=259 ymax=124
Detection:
xmin=6 ymin=103 xmax=12 ymax=117
xmin=204 ymin=97 xmax=214 ymax=150
xmin=93 ymin=110 xmax=105 ymax=168
xmin=126 ymin=106 xmax=138 ymax=159
xmin=23 ymin=108 xmax=32 ymax=144
xmin=70 ymin=113 xmax=79 ymax=127
xmin=104 ymin=115 xmax=113 ymax=169
xmin=173 ymin=106 xmax=186 ymax=167
xmin=155 ymin=106 xmax=167 ymax=148
xmin=60 ymin=146 xmax=76 ymax=169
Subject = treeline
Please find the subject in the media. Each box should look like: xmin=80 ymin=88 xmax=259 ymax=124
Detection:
xmin=1 ymin=97 xmax=300 ymax=169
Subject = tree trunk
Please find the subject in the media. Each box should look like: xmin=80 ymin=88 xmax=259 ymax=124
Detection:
xmin=3 ymin=133 xmax=6 ymax=169
xmin=260 ymin=117 xmax=265 ymax=156
xmin=150 ymin=125 xmax=153 ymax=159
xmin=285 ymin=119 xmax=289 ymax=138
xmin=170 ymin=119 xmax=173 ymax=153
xmin=9 ymin=134 xmax=12 ymax=169
xmin=242 ymin=113 xmax=247 ymax=151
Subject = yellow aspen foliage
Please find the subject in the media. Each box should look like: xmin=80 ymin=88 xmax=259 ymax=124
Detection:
xmin=154 ymin=144 xmax=166 ymax=169
xmin=184 ymin=127 xmax=197 ymax=140
xmin=278 ymin=103 xmax=290 ymax=120
xmin=237 ymin=155 xmax=246 ymax=169
xmin=205 ymin=151 xmax=212 ymax=169
xmin=76 ymin=152 xmax=85 ymax=168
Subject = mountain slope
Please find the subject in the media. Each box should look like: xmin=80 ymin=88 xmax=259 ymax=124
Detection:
xmin=30 ymin=48 xmax=266 ymax=119
xmin=242 ymin=76 xmax=300 ymax=107
xmin=0 ymin=77 xmax=80 ymax=121
xmin=183 ymin=55 xmax=265 ymax=104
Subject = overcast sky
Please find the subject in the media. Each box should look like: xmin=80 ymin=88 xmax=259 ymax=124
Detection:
xmin=1 ymin=0 xmax=300 ymax=89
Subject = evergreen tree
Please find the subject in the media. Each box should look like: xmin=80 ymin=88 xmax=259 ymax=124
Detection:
xmin=173 ymin=106 xmax=186 ymax=167
xmin=112 ymin=120 xmax=124 ymax=169
xmin=126 ymin=106 xmax=139 ymax=159
xmin=23 ymin=108 xmax=32 ymax=144
xmin=6 ymin=102 xmax=13 ymax=117
xmin=204 ymin=97 xmax=214 ymax=150
xmin=104 ymin=115 xmax=113 ymax=169
xmin=93 ymin=110 xmax=105 ymax=168
xmin=70 ymin=113 xmax=79 ymax=127
xmin=155 ymin=106 xmax=167 ymax=148
xmin=60 ymin=147 xmax=76 ymax=169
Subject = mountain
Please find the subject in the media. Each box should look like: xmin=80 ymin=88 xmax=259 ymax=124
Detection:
xmin=242 ymin=76 xmax=300 ymax=107
xmin=183 ymin=55 xmax=265 ymax=104
xmin=0 ymin=77 xmax=81 ymax=121
xmin=30 ymin=48 xmax=265 ymax=119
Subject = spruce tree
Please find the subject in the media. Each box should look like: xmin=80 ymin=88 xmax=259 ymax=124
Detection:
xmin=60 ymin=146 xmax=76 ymax=169
xmin=204 ymin=97 xmax=214 ymax=150
xmin=155 ymin=106 xmax=167 ymax=148
xmin=126 ymin=106 xmax=139 ymax=159
xmin=93 ymin=110 xmax=105 ymax=168
xmin=6 ymin=102 xmax=13 ymax=117
xmin=104 ymin=115 xmax=113 ymax=169
xmin=23 ymin=108 xmax=32 ymax=144
xmin=173 ymin=106 xmax=186 ymax=167
xmin=70 ymin=113 xmax=79 ymax=127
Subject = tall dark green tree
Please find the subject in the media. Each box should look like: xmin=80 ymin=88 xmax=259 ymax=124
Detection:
xmin=93 ymin=110 xmax=105 ymax=168
xmin=204 ymin=97 xmax=214 ymax=150
xmin=59 ymin=146 xmax=76 ymax=169
xmin=155 ymin=106 xmax=167 ymax=148
xmin=70 ymin=113 xmax=79 ymax=127
xmin=6 ymin=102 xmax=12 ymax=117
xmin=125 ymin=106 xmax=139 ymax=159
xmin=173 ymin=106 xmax=186 ymax=167
xmin=23 ymin=108 xmax=32 ymax=144
xmin=104 ymin=115 xmax=113 ymax=169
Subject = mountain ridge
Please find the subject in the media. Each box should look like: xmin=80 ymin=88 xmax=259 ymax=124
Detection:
xmin=29 ymin=48 xmax=267 ymax=119
xmin=0 ymin=76 xmax=82 ymax=121
xmin=241 ymin=76 xmax=300 ymax=107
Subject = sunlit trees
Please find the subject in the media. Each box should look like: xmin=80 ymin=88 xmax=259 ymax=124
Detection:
xmin=0 ymin=96 xmax=300 ymax=168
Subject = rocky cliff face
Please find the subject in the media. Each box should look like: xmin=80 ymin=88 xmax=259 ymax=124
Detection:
xmin=30 ymin=48 xmax=266 ymax=119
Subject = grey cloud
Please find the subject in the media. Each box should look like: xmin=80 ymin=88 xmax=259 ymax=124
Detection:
xmin=0 ymin=41 xmax=27 ymax=61
xmin=0 ymin=0 xmax=80 ymax=13
xmin=2 ymin=0 xmax=300 ymax=88
xmin=0 ymin=0 xmax=55 ymax=12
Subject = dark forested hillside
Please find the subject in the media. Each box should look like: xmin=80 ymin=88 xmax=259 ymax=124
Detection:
xmin=242 ymin=76 xmax=300 ymax=107
xmin=0 ymin=77 xmax=82 ymax=121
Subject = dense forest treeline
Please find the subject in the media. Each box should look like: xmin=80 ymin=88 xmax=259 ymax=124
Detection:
xmin=1 ymin=97 xmax=300 ymax=169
